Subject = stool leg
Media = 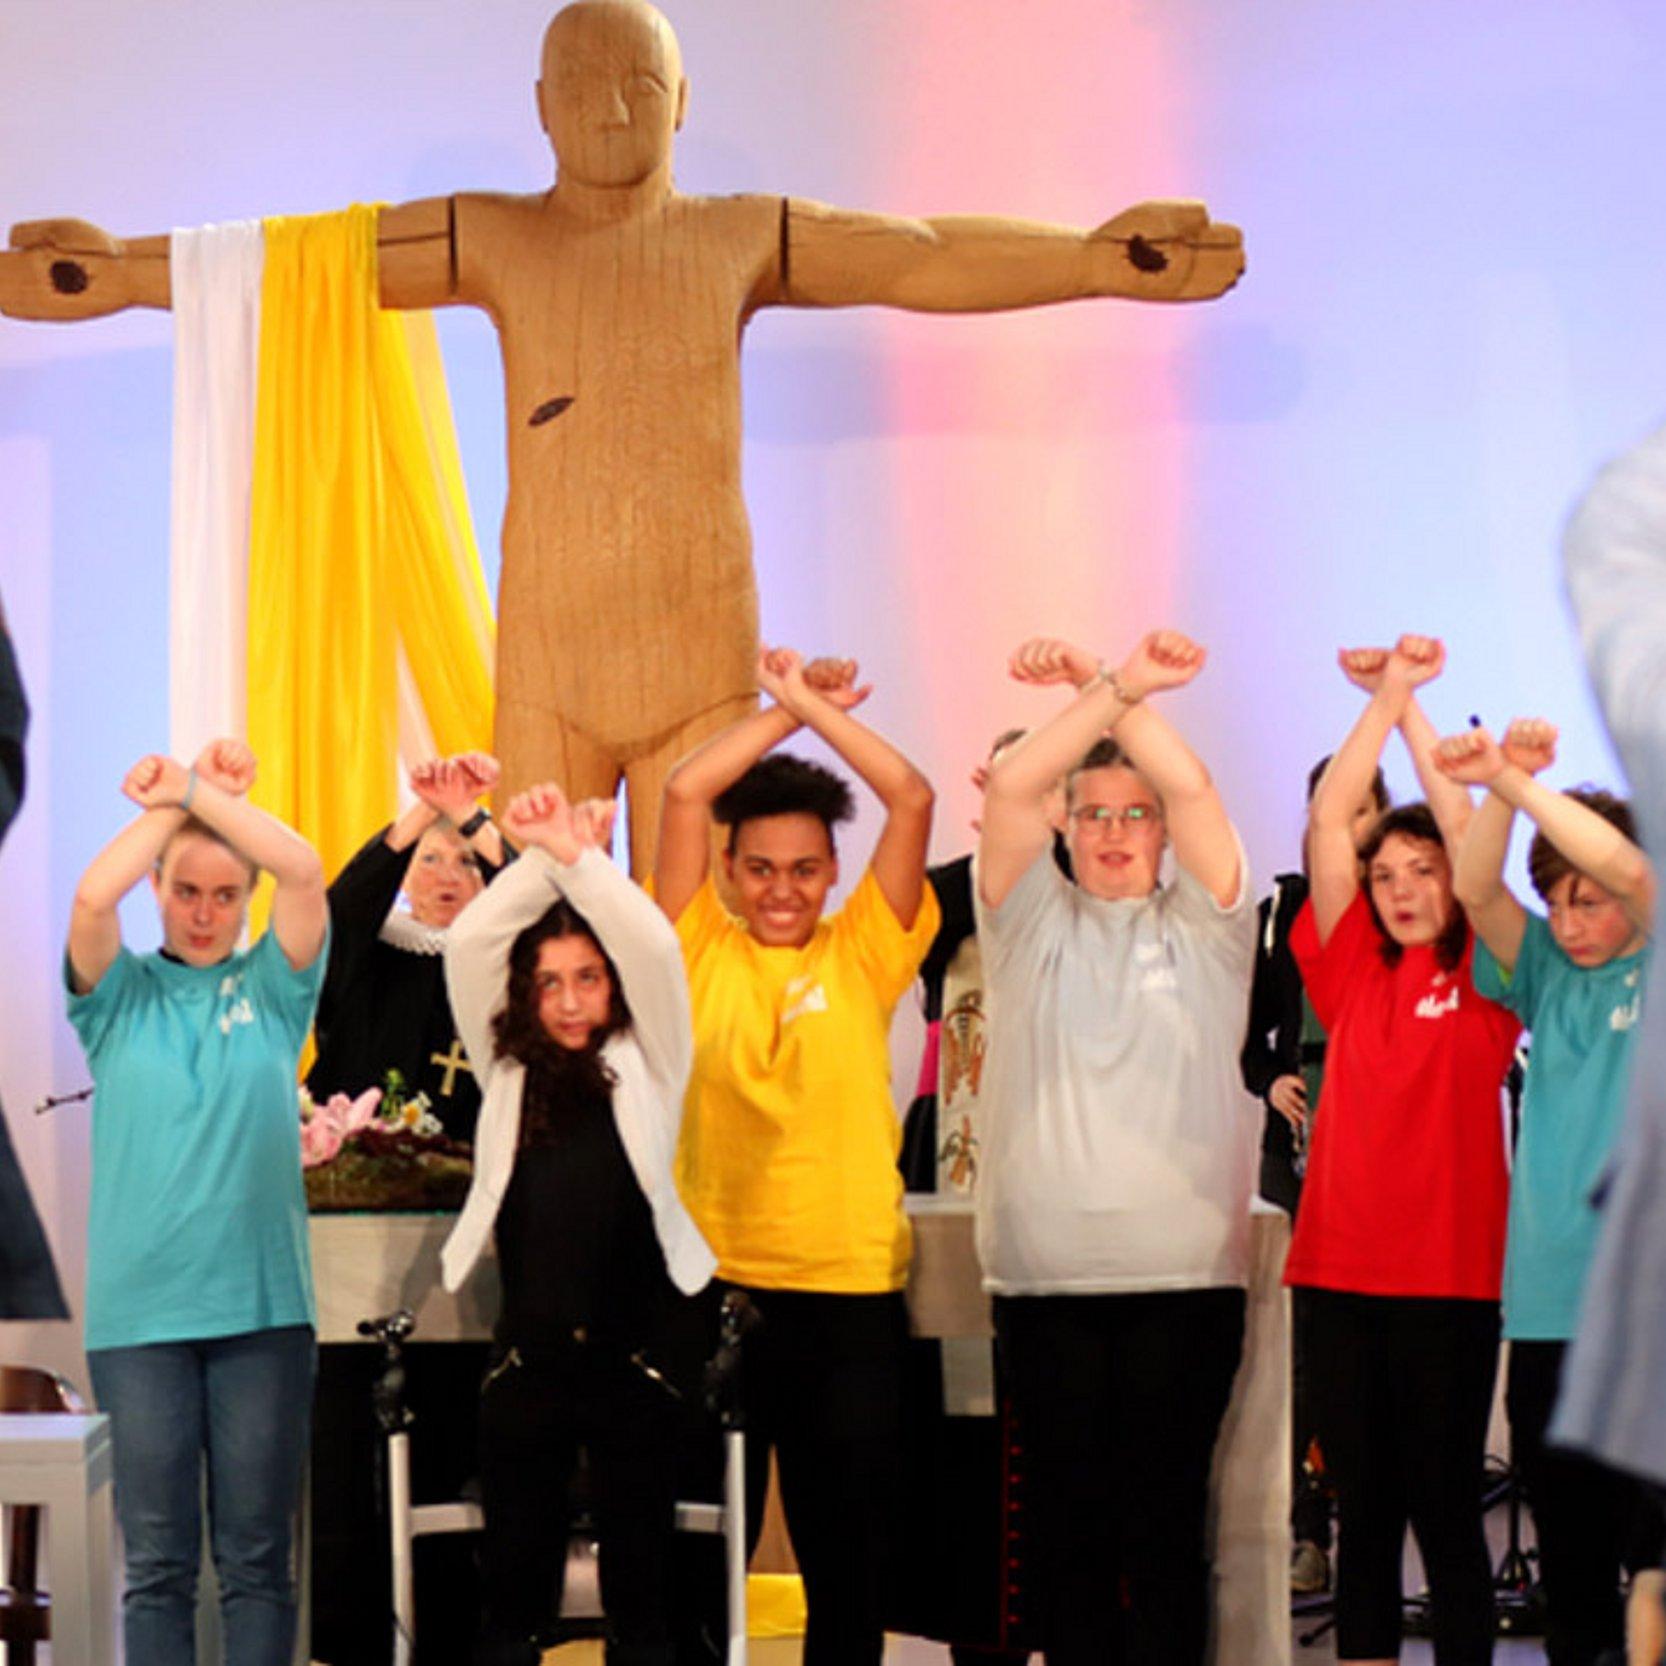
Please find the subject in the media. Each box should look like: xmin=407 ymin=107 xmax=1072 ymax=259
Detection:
xmin=388 ymin=1429 xmax=415 ymax=1666
xmin=46 ymin=1470 xmax=93 ymax=1666
xmin=90 ymin=1458 xmax=116 ymax=1666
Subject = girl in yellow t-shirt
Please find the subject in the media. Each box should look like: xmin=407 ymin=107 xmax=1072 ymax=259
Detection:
xmin=654 ymin=646 xmax=938 ymax=1666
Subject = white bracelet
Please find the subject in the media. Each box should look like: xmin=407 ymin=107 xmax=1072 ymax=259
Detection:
xmin=181 ymin=766 xmax=199 ymax=812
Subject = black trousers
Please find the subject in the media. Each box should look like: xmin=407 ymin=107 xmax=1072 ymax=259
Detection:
xmin=474 ymin=1340 xmax=684 ymax=1666
xmin=1506 ymin=1339 xmax=1635 ymax=1666
xmin=992 ymin=1287 xmax=1246 ymax=1666
xmin=1302 ymin=1288 xmax=1500 ymax=1665
xmin=1291 ymin=1286 xmax=1334 ymax=1550
xmin=733 ymin=1287 xmax=908 ymax=1666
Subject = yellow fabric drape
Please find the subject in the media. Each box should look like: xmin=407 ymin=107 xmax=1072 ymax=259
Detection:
xmin=245 ymin=206 xmax=494 ymax=927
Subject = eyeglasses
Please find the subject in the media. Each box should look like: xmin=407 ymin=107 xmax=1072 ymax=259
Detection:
xmin=1068 ymin=803 xmax=1161 ymax=830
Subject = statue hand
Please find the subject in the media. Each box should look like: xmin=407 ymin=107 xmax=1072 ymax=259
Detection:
xmin=10 ymin=219 xmax=125 ymax=257
xmin=1090 ymin=200 xmax=1245 ymax=303
xmin=3 ymin=218 xmax=147 ymax=320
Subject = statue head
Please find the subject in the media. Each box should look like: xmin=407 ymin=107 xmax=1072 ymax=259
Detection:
xmin=538 ymin=1 xmax=688 ymax=189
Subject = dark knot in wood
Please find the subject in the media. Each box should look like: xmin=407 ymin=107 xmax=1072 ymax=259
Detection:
xmin=49 ymin=260 xmax=90 ymax=295
xmin=1126 ymin=236 xmax=1169 ymax=274
xmin=529 ymin=396 xmax=574 ymax=427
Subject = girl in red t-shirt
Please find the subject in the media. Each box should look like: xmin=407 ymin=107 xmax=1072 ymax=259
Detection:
xmin=1287 ymin=635 xmax=1519 ymax=1666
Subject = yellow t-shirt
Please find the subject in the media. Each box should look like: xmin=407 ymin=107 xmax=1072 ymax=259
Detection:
xmin=673 ymin=868 xmax=940 ymax=1293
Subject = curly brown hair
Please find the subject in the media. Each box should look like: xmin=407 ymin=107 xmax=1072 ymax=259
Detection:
xmin=490 ymin=901 xmax=630 ymax=1145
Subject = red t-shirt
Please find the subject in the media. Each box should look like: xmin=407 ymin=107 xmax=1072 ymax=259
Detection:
xmin=1284 ymin=893 xmax=1521 ymax=1300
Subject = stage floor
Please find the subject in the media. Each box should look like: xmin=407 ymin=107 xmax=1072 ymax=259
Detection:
xmin=537 ymin=1638 xmax=1556 ymax=1663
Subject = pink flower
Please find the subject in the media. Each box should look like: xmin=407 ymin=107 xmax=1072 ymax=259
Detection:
xmin=299 ymin=1086 xmax=383 ymax=1167
xmin=301 ymin=1115 xmax=345 ymax=1168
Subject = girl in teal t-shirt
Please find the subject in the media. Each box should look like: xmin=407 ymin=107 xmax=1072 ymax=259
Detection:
xmin=1438 ymin=716 xmax=1655 ymax=1666
xmin=65 ymin=740 xmax=328 ymax=1666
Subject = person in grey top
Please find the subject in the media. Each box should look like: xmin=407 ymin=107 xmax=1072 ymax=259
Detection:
xmin=976 ymin=629 xmax=1257 ymax=1666
xmin=1553 ymin=420 xmax=1666 ymax=1495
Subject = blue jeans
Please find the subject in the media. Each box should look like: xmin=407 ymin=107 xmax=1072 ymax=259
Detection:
xmin=89 ymin=1325 xmax=316 ymax=1666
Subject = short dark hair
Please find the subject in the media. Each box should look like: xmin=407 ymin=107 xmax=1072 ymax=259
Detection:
xmin=1356 ymin=803 xmax=1466 ymax=970
xmin=1527 ymin=788 xmax=1637 ymax=902
xmin=713 ymin=753 xmax=855 ymax=854
xmin=1067 ymin=736 xmax=1136 ymax=803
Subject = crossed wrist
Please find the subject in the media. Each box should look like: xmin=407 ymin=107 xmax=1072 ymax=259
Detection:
xmin=1100 ymin=663 xmax=1146 ymax=704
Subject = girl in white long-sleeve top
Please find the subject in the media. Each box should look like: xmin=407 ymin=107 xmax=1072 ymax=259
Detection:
xmin=442 ymin=784 xmax=715 ymax=1666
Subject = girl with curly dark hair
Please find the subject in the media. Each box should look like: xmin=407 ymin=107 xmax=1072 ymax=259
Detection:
xmin=441 ymin=784 xmax=714 ymax=1666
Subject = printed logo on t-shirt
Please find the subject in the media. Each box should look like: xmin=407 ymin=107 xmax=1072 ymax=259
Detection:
xmin=782 ymin=975 xmax=829 ymax=1027
xmin=216 ymin=971 xmax=256 ymax=1036
xmin=1414 ymin=975 xmax=1461 ymax=1021
xmin=1606 ymin=966 xmax=1643 ymax=1034
xmin=1134 ymin=936 xmax=1178 ymax=990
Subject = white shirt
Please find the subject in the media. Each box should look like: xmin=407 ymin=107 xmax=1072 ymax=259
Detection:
xmin=440 ymin=846 xmax=716 ymax=1296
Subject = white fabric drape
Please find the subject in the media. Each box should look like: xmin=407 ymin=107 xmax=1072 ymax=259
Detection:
xmin=168 ymin=219 xmax=263 ymax=759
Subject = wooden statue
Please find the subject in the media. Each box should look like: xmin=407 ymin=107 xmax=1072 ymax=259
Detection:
xmin=0 ymin=0 xmax=1244 ymax=874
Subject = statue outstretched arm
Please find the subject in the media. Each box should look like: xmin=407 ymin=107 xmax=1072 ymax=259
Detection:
xmin=781 ymin=197 xmax=1243 ymax=312
xmin=2 ymin=199 xmax=464 ymax=321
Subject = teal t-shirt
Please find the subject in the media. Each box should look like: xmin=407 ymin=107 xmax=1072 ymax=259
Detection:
xmin=1474 ymin=913 xmax=1647 ymax=1340
xmin=67 ymin=929 xmax=327 ymax=1351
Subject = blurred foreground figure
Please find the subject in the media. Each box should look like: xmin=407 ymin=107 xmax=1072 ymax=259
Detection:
xmin=0 ymin=583 xmax=67 ymax=1320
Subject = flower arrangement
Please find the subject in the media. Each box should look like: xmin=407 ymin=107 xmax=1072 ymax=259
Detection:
xmin=301 ymin=1070 xmax=473 ymax=1213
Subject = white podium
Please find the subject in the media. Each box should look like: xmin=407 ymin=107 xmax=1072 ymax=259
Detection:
xmin=0 ymin=1411 xmax=116 ymax=1666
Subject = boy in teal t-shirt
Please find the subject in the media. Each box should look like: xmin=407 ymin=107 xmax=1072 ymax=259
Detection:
xmin=1438 ymin=716 xmax=1654 ymax=1666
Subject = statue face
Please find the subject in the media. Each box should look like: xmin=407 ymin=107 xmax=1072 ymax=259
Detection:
xmin=539 ymin=1 xmax=687 ymax=189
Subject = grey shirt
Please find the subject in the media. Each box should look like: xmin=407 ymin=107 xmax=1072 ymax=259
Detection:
xmin=974 ymin=840 xmax=1260 ymax=1295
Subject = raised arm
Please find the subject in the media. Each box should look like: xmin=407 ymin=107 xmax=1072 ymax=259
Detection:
xmin=1434 ymin=725 xmax=1533 ymax=971
xmin=1310 ymin=636 xmax=1459 ymax=942
xmin=400 ymin=753 xmax=507 ymax=867
xmin=507 ymin=787 xmax=694 ymax=1092
xmin=1109 ymin=635 xmax=1239 ymax=907
xmin=68 ymin=786 xmax=188 ymax=994
xmin=1397 ymin=686 xmax=1473 ymax=853
xmin=653 ymin=654 xmax=865 ymax=921
xmin=784 ymin=198 xmax=1244 ymax=312
xmin=760 ymin=651 xmax=935 ymax=928
xmin=1452 ymin=719 xmax=1654 ymax=940
xmin=980 ymin=630 xmax=1229 ymax=906
xmin=655 ymin=691 xmax=799 ymax=924
xmin=130 ymin=745 xmax=327 ymax=971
